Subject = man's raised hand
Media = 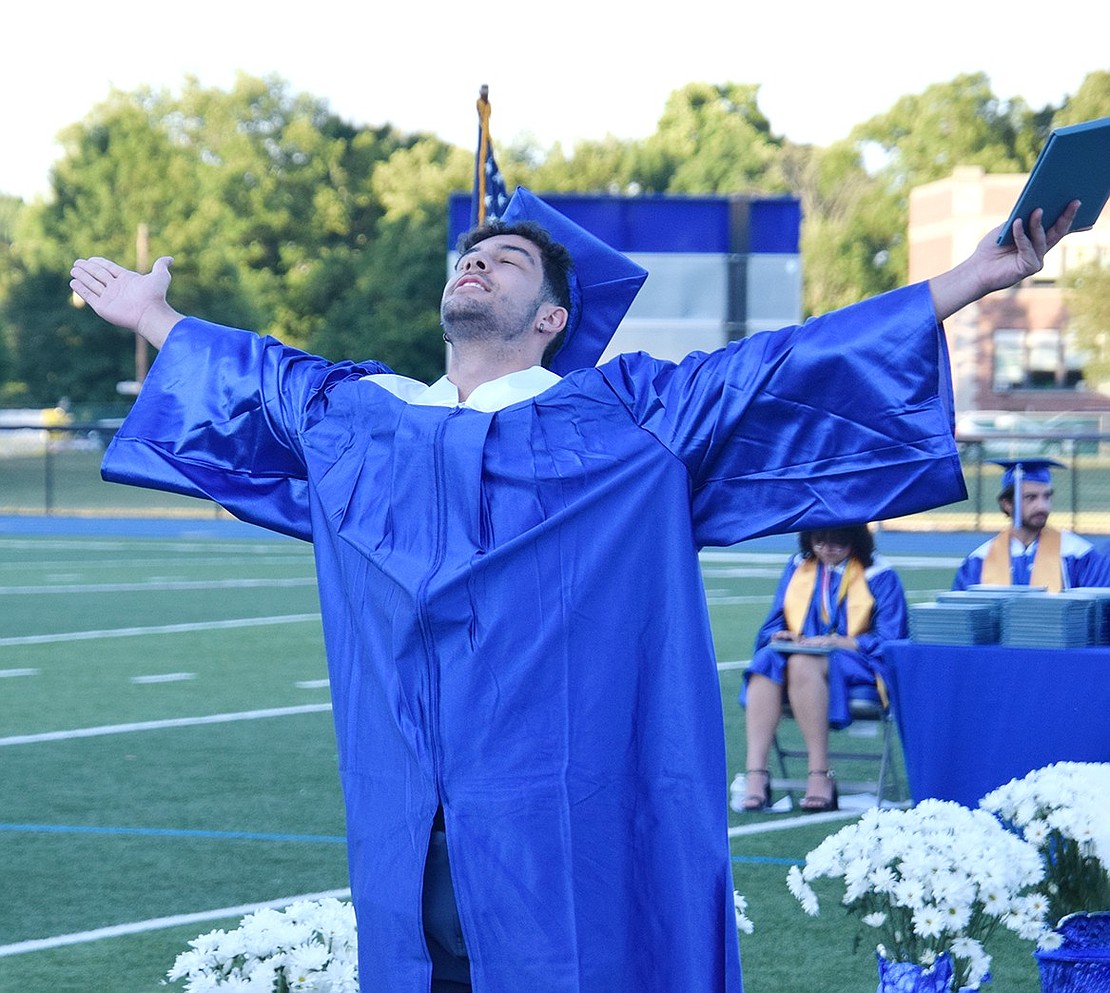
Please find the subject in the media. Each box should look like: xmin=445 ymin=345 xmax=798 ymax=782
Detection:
xmin=70 ymin=255 xmax=182 ymax=349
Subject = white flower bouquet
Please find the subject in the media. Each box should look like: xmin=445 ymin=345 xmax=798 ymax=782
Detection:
xmin=786 ymin=799 xmax=1048 ymax=990
xmin=166 ymin=897 xmax=358 ymax=992
xmin=733 ymin=890 xmax=754 ymax=935
xmin=167 ymin=889 xmax=750 ymax=991
xmin=981 ymin=761 xmax=1110 ymax=934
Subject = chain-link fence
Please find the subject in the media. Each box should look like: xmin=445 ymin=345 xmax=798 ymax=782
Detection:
xmin=4 ymin=423 xmax=1110 ymax=535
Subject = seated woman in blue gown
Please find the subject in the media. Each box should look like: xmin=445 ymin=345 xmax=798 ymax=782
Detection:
xmin=737 ymin=525 xmax=907 ymax=812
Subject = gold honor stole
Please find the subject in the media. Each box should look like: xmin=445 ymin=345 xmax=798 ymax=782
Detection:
xmin=781 ymin=557 xmax=886 ymax=705
xmin=782 ymin=558 xmax=875 ymax=637
xmin=980 ymin=526 xmax=1063 ymax=592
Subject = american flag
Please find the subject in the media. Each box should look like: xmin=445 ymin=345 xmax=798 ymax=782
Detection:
xmin=473 ymin=85 xmax=510 ymax=226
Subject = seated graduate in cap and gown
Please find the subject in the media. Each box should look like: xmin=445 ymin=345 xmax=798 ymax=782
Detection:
xmin=736 ymin=524 xmax=907 ymax=812
xmin=87 ymin=188 xmax=973 ymax=993
xmin=952 ymin=459 xmax=1110 ymax=591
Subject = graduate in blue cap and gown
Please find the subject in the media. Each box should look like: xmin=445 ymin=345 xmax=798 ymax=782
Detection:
xmin=737 ymin=524 xmax=907 ymax=813
xmin=952 ymin=458 xmax=1110 ymax=591
xmin=70 ymin=193 xmax=1078 ymax=993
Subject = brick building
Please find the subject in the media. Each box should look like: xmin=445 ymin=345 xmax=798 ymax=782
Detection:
xmin=909 ymin=165 xmax=1110 ymax=420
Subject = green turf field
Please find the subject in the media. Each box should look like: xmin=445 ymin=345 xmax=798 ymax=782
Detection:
xmin=0 ymin=529 xmax=1044 ymax=992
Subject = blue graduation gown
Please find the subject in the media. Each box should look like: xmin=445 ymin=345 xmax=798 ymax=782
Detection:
xmin=101 ymin=282 xmax=964 ymax=993
xmin=741 ymin=553 xmax=908 ymax=727
xmin=952 ymin=530 xmax=1110 ymax=590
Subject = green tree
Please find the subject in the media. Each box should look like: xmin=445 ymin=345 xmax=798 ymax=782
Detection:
xmin=1065 ymin=261 xmax=1110 ymax=391
xmin=525 ymin=136 xmax=643 ymax=195
xmin=1053 ymin=70 xmax=1110 ymax=127
xmin=293 ymin=135 xmax=472 ymax=379
xmin=1054 ymin=71 xmax=1110 ymax=392
xmin=852 ymin=73 xmax=1038 ymax=187
xmin=779 ymin=141 xmax=900 ymax=314
xmin=787 ymin=73 xmax=1048 ymax=313
xmin=639 ymin=82 xmax=787 ymax=195
xmin=0 ymin=193 xmax=24 ymax=393
xmin=0 ymin=73 xmax=457 ymax=399
xmin=2 ymin=267 xmax=133 ymax=405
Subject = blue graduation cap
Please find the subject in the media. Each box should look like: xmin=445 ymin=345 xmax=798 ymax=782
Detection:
xmin=500 ymin=187 xmax=648 ymax=375
xmin=988 ymin=458 xmax=1064 ymax=529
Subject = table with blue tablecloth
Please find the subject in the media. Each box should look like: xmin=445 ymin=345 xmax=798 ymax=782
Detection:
xmin=885 ymin=640 xmax=1110 ymax=808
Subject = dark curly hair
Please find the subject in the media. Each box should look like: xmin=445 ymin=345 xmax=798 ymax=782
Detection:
xmin=457 ymin=219 xmax=572 ymax=312
xmin=798 ymin=525 xmax=875 ymax=568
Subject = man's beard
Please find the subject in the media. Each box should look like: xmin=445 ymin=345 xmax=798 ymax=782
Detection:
xmin=441 ymin=295 xmax=534 ymax=347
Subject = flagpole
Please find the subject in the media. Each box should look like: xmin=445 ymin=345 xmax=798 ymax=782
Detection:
xmin=476 ymin=85 xmax=491 ymax=226
xmin=1013 ymin=462 xmax=1025 ymax=530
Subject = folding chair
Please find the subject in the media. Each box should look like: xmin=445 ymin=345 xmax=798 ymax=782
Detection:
xmin=770 ymin=678 xmax=904 ymax=808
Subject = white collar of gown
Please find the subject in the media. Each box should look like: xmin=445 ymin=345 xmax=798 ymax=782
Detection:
xmin=362 ymin=366 xmax=561 ymax=413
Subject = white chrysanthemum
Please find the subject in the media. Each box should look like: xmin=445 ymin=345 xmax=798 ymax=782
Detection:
xmin=1037 ymin=928 xmax=1065 ymax=951
xmin=979 ymin=885 xmax=1010 ymax=917
xmin=168 ymin=899 xmax=361 ymax=992
xmin=951 ymin=935 xmax=991 ymax=987
xmin=733 ymin=891 xmax=755 ymax=935
xmin=931 ymin=869 xmax=976 ymax=908
xmin=892 ymin=877 xmax=926 ymax=910
xmin=286 ymin=942 xmax=332 ymax=978
xmin=938 ymin=901 xmax=971 ymax=932
xmin=862 ymin=911 xmax=887 ymax=928
xmin=843 ymin=856 xmax=875 ymax=903
xmin=912 ymin=906 xmax=945 ymax=939
xmin=787 ymin=864 xmax=820 ymax=916
xmin=182 ymin=976 xmax=224 ymax=993
xmin=319 ymin=957 xmax=359 ymax=993
xmin=1023 ymin=818 xmax=1050 ymax=845
xmin=1017 ymin=891 xmax=1052 ymax=921
xmin=868 ymin=866 xmax=897 ymax=894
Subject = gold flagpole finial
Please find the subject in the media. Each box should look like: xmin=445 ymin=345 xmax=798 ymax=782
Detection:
xmin=475 ymin=85 xmax=492 ymax=225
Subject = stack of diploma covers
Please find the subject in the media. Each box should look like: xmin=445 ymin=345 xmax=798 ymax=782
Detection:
xmin=1000 ymin=594 xmax=1097 ymax=647
xmin=1050 ymin=588 xmax=1110 ymax=644
xmin=908 ymin=586 xmax=1110 ymax=648
xmin=907 ymin=597 xmax=1002 ymax=645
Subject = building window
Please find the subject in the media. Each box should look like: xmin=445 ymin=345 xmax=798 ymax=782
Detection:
xmin=992 ymin=328 xmax=1086 ymax=391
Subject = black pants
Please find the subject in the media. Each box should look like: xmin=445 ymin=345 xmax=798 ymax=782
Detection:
xmin=423 ymin=829 xmax=473 ymax=992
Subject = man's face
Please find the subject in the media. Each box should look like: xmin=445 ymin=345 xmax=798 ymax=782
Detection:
xmin=440 ymin=235 xmax=548 ymax=344
xmin=1003 ymin=481 xmax=1053 ymax=530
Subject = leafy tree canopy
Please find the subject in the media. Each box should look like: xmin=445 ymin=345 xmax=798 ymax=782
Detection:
xmin=1 ymin=69 xmax=1107 ymax=404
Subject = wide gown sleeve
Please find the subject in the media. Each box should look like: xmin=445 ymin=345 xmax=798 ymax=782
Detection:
xmin=600 ymin=283 xmax=967 ymax=545
xmin=100 ymin=318 xmax=389 ymax=541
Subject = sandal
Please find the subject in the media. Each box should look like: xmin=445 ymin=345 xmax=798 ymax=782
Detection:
xmin=739 ymin=769 xmax=772 ymax=812
xmin=800 ymin=769 xmax=839 ymax=813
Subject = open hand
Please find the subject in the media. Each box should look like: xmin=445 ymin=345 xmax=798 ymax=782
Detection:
xmin=930 ymin=200 xmax=1080 ymax=321
xmin=70 ymin=256 xmax=181 ymax=348
xmin=977 ymin=201 xmax=1080 ymax=293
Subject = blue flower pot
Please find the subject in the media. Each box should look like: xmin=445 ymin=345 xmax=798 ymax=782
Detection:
xmin=1035 ymin=911 xmax=1110 ymax=993
xmin=876 ymin=951 xmax=955 ymax=993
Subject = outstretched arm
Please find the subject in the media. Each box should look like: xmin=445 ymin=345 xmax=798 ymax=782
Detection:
xmin=928 ymin=201 xmax=1080 ymax=321
xmin=70 ymin=256 xmax=183 ymax=350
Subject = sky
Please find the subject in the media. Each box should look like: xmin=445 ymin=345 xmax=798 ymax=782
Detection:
xmin=5 ymin=0 xmax=1106 ymax=202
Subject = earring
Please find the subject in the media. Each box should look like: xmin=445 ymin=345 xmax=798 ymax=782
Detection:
xmin=538 ymin=322 xmax=545 ymax=332
xmin=442 ymin=331 xmax=451 ymax=344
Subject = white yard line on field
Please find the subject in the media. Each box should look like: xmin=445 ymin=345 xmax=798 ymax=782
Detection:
xmin=0 ymin=613 xmax=321 ymax=647
xmin=0 ymin=888 xmax=352 ymax=957
xmin=0 ymin=577 xmax=317 ymax=595
xmin=0 ymin=703 xmax=333 ymax=747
